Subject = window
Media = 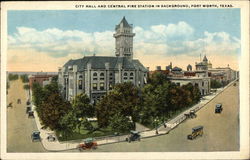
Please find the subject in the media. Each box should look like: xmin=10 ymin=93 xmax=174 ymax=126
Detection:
xmin=93 ymin=72 xmax=97 ymax=80
xmin=124 ymin=72 xmax=128 ymax=76
xmin=93 ymin=83 xmax=97 ymax=90
xmin=78 ymin=80 xmax=83 ymax=89
xmin=100 ymin=73 xmax=105 ymax=80
xmin=130 ymin=72 xmax=134 ymax=80
xmin=124 ymin=77 xmax=128 ymax=80
xmin=100 ymin=83 xmax=104 ymax=90
xmin=202 ymin=82 xmax=204 ymax=87
xmin=110 ymin=73 xmax=113 ymax=76
xmin=79 ymin=75 xmax=83 ymax=79
xmin=100 ymin=73 xmax=104 ymax=76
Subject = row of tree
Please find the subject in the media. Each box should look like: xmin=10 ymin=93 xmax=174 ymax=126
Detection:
xmin=8 ymin=74 xmax=19 ymax=81
xmin=32 ymin=80 xmax=95 ymax=137
xmin=32 ymin=72 xmax=201 ymax=137
xmin=96 ymin=72 xmax=201 ymax=130
xmin=20 ymin=74 xmax=29 ymax=83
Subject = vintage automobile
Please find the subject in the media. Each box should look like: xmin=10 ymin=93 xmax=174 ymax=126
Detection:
xmin=215 ymin=103 xmax=223 ymax=113
xmin=77 ymin=138 xmax=97 ymax=151
xmin=184 ymin=110 xmax=197 ymax=119
xmin=187 ymin=126 xmax=203 ymax=140
xmin=126 ymin=130 xmax=141 ymax=143
xmin=28 ymin=111 xmax=35 ymax=118
xmin=31 ymin=131 xmax=41 ymax=142
xmin=26 ymin=106 xmax=32 ymax=114
xmin=47 ymin=134 xmax=56 ymax=142
xmin=26 ymin=100 xmax=31 ymax=105
xmin=7 ymin=102 xmax=13 ymax=108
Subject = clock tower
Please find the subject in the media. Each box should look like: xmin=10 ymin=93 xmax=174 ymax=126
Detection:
xmin=113 ymin=17 xmax=135 ymax=59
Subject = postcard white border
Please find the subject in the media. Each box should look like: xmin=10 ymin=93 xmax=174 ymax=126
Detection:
xmin=1 ymin=1 xmax=249 ymax=160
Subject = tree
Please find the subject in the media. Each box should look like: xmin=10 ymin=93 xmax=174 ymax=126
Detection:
xmin=8 ymin=74 xmax=19 ymax=81
xmin=109 ymin=112 xmax=133 ymax=133
xmin=39 ymin=93 xmax=71 ymax=130
xmin=211 ymin=79 xmax=222 ymax=88
xmin=23 ymin=84 xmax=30 ymax=90
xmin=58 ymin=111 xmax=78 ymax=137
xmin=96 ymin=82 xmax=141 ymax=130
xmin=141 ymin=81 xmax=170 ymax=126
xmin=32 ymin=82 xmax=45 ymax=114
xmin=32 ymin=81 xmax=72 ymax=131
xmin=20 ymin=74 xmax=29 ymax=83
xmin=148 ymin=72 xmax=169 ymax=86
xmin=72 ymin=93 xmax=95 ymax=119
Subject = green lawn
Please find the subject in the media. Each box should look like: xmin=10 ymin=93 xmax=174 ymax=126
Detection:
xmin=57 ymin=122 xmax=118 ymax=141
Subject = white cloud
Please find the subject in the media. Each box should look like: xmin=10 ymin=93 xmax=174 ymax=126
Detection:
xmin=8 ymin=21 xmax=240 ymax=66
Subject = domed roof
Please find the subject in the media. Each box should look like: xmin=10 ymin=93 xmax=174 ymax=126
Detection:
xmin=172 ymin=66 xmax=182 ymax=71
xmin=203 ymin=55 xmax=208 ymax=62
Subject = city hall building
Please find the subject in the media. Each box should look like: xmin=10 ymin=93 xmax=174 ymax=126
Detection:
xmin=58 ymin=17 xmax=148 ymax=102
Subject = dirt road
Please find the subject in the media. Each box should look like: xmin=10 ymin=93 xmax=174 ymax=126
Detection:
xmin=7 ymin=79 xmax=46 ymax=152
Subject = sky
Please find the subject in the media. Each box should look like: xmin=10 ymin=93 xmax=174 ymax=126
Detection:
xmin=7 ymin=9 xmax=240 ymax=72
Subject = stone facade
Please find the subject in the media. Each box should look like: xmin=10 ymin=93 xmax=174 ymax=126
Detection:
xmin=58 ymin=17 xmax=148 ymax=103
xmin=169 ymin=77 xmax=211 ymax=96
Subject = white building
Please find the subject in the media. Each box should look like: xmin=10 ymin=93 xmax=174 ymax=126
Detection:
xmin=58 ymin=17 xmax=148 ymax=103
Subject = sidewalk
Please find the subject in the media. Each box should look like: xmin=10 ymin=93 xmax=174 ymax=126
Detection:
xmin=30 ymin=80 xmax=237 ymax=151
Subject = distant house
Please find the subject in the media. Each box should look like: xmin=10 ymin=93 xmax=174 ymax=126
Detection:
xmin=29 ymin=74 xmax=56 ymax=88
xmin=169 ymin=77 xmax=211 ymax=96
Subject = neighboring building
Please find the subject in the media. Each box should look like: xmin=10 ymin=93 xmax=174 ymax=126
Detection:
xmin=58 ymin=17 xmax=148 ymax=103
xmin=195 ymin=55 xmax=208 ymax=71
xmin=29 ymin=73 xmax=56 ymax=88
xmin=169 ymin=77 xmax=211 ymax=96
xmin=170 ymin=55 xmax=211 ymax=96
xmin=208 ymin=66 xmax=238 ymax=84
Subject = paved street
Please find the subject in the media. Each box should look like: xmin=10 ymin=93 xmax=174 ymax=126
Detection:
xmin=7 ymin=79 xmax=46 ymax=152
xmin=86 ymin=81 xmax=239 ymax=152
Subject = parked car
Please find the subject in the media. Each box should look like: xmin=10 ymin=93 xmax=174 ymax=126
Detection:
xmin=215 ymin=103 xmax=223 ymax=113
xmin=47 ymin=135 xmax=56 ymax=142
xmin=184 ymin=110 xmax=197 ymax=119
xmin=28 ymin=111 xmax=34 ymax=118
xmin=26 ymin=100 xmax=31 ymax=105
xmin=26 ymin=106 xmax=31 ymax=114
xmin=126 ymin=130 xmax=141 ymax=143
xmin=77 ymin=138 xmax=97 ymax=151
xmin=187 ymin=126 xmax=203 ymax=140
xmin=31 ymin=131 xmax=41 ymax=142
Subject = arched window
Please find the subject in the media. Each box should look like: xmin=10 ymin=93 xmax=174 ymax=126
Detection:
xmin=100 ymin=72 xmax=105 ymax=80
xmin=79 ymin=75 xmax=83 ymax=79
xmin=93 ymin=72 xmax=97 ymax=80
xmin=100 ymin=73 xmax=104 ymax=77
xmin=124 ymin=72 xmax=128 ymax=76
xmin=130 ymin=73 xmax=133 ymax=76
